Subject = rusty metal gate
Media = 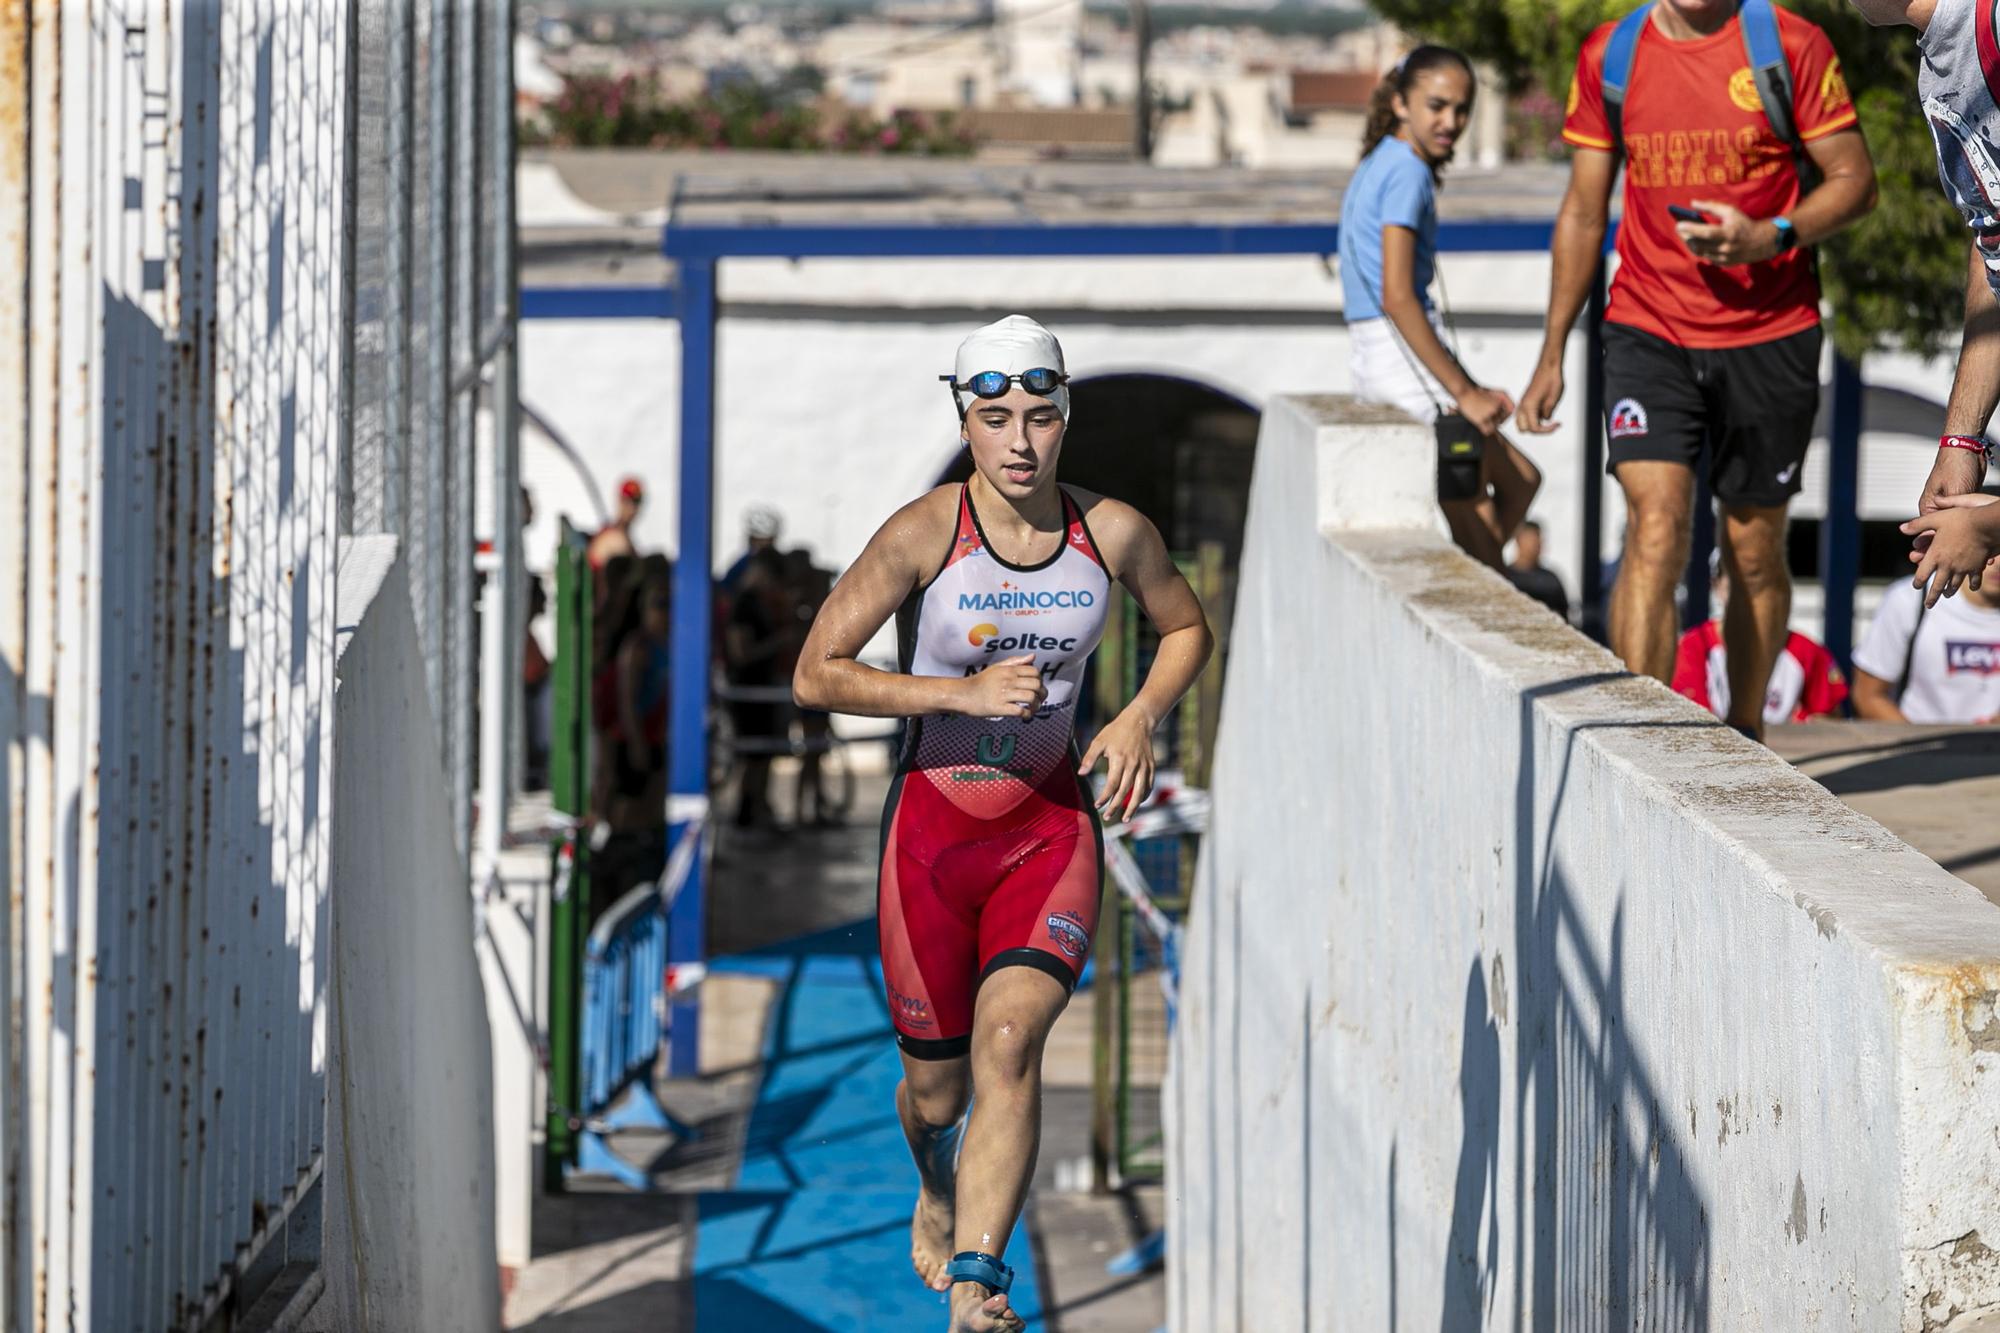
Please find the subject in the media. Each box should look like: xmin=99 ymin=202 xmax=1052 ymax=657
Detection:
xmin=0 ymin=1 xmax=519 ymax=1327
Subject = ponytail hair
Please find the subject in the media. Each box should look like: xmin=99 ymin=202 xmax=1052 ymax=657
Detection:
xmin=1360 ymin=45 xmax=1477 ymax=176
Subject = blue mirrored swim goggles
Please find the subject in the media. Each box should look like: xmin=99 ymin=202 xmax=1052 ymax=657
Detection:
xmin=940 ymin=367 xmax=1068 ymax=407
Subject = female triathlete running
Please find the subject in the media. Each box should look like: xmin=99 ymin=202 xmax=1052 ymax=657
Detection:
xmin=793 ymin=315 xmax=1213 ymax=1332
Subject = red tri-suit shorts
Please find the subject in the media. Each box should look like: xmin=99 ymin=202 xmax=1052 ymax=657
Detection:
xmin=877 ymin=759 xmax=1103 ymax=1059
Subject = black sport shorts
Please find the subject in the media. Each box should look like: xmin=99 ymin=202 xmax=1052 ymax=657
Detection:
xmin=1601 ymin=322 xmax=1821 ymax=508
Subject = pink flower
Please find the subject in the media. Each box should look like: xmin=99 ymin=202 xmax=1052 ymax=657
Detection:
xmin=879 ymin=127 xmax=901 ymax=149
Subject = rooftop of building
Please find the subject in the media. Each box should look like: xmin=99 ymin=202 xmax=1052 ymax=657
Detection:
xmin=518 ymin=147 xmax=1572 ymax=287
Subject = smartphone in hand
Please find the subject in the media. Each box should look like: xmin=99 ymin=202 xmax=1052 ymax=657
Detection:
xmin=1668 ymin=204 xmax=1713 ymax=224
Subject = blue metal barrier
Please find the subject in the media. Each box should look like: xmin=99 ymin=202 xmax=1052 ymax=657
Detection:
xmin=571 ymin=808 xmax=707 ymax=1189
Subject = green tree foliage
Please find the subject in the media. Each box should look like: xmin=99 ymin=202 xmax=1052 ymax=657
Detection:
xmin=1371 ymin=0 xmax=1966 ymax=357
xmin=526 ymin=73 xmax=979 ymax=158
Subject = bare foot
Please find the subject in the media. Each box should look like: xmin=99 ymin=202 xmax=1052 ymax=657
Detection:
xmin=911 ymin=1187 xmax=955 ymax=1292
xmin=947 ymin=1282 xmax=1025 ymax=1332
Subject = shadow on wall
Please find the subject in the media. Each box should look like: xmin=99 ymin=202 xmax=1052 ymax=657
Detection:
xmin=1492 ymin=674 xmax=1717 ymax=1329
xmin=81 ymin=282 xmax=331 ymax=1325
xmin=1440 ymin=961 xmax=1499 ymax=1331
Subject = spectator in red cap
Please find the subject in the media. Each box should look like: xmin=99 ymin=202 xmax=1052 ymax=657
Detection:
xmin=589 ymin=476 xmax=645 ymax=576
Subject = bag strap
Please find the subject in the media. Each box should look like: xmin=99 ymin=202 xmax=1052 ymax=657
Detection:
xmin=1740 ymin=0 xmax=1802 ymax=157
xmin=1601 ymin=1 xmax=1805 ymax=169
xmin=1895 ymin=593 xmax=1930 ymax=704
xmin=1600 ymin=5 xmax=1652 ymax=161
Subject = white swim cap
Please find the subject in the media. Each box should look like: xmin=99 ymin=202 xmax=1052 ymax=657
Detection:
xmin=952 ymin=314 xmax=1071 ymax=423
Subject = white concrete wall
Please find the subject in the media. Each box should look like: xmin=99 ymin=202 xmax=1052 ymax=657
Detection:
xmin=1168 ymin=396 xmax=2000 ymax=1331
xmin=319 ymin=537 xmax=501 ymax=1332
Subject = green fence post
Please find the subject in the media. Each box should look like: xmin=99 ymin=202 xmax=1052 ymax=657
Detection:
xmin=1090 ymin=866 xmax=1118 ymax=1195
xmin=545 ymin=521 xmax=592 ymax=1191
xmin=1115 ymin=892 xmax=1135 ymax=1182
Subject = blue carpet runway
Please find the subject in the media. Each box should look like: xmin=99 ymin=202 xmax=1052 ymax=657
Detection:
xmin=694 ymin=921 xmax=1045 ymax=1330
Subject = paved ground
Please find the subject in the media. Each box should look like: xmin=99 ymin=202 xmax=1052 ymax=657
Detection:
xmin=1767 ymin=721 xmax=2000 ymax=905
xmin=506 ymin=762 xmax=1167 ymax=1332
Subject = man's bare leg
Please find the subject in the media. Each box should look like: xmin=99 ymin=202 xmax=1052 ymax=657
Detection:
xmin=1609 ymin=461 xmax=1696 ymax=682
xmin=1718 ymin=503 xmax=1792 ymax=740
xmin=897 ymin=1052 xmax=971 ymax=1293
xmin=946 ymin=966 xmax=1070 ymax=1333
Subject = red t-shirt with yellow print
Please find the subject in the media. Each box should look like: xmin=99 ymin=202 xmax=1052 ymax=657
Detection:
xmin=1563 ymin=7 xmax=1859 ymax=348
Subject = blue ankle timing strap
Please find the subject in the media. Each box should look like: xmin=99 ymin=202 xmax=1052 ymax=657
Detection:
xmin=945 ymin=1250 xmax=1014 ymax=1294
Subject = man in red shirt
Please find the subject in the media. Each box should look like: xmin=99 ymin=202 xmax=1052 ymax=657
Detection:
xmin=1516 ymin=0 xmax=1877 ymax=739
xmin=1673 ymin=562 xmax=1849 ymax=723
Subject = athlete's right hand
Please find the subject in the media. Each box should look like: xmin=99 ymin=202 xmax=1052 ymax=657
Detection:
xmin=956 ymin=655 xmax=1046 ymax=720
xmin=1515 ymin=361 xmax=1564 ymax=435
xmin=1454 ymin=385 xmax=1515 ymax=437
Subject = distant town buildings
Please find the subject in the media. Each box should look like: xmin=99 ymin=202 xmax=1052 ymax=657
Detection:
xmin=515 ymin=3 xmax=1507 ymax=168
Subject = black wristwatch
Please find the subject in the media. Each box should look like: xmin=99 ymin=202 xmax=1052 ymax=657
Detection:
xmin=1772 ymin=216 xmax=1799 ymax=253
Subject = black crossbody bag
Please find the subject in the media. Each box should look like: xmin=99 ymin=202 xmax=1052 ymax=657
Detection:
xmin=1359 ymin=249 xmax=1484 ymax=501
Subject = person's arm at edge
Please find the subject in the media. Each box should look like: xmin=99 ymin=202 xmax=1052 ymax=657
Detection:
xmin=792 ymin=494 xmax=1043 ymax=721
xmin=1076 ymin=497 xmax=1215 ymax=821
xmin=1517 ymin=148 xmax=1615 ymax=435
xmin=1921 ymin=244 xmax=2000 ymax=515
xmin=1850 ymin=593 xmax=1916 ymax=720
xmin=1850 ymin=668 xmax=1908 ymax=722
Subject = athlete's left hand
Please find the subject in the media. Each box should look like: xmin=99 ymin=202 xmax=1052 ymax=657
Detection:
xmin=1678 ymin=200 xmax=1780 ymax=267
xmin=1079 ymin=707 xmax=1156 ymax=824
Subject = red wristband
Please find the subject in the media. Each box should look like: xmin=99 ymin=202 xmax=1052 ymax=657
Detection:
xmin=1941 ymin=434 xmax=1991 ymax=456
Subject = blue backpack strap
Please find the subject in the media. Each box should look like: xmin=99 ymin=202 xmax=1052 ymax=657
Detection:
xmin=945 ymin=1250 xmax=1015 ymax=1295
xmin=1600 ymin=5 xmax=1653 ymax=161
xmin=1739 ymin=0 xmax=1803 ymax=157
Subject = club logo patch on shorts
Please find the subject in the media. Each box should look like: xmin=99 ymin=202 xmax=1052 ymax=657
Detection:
xmin=888 ymin=984 xmax=934 ymax=1030
xmin=1609 ymin=398 xmax=1649 ymax=439
xmin=1045 ymin=911 xmax=1090 ymax=960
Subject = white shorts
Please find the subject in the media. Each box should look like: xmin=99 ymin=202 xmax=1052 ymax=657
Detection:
xmin=1349 ymin=309 xmax=1452 ymax=426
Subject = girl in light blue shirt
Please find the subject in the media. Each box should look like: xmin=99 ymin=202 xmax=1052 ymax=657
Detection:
xmin=1339 ymin=46 xmax=1540 ymax=568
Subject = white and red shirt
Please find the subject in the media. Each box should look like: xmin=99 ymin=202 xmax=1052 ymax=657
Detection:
xmin=1673 ymin=621 xmax=1848 ymax=723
